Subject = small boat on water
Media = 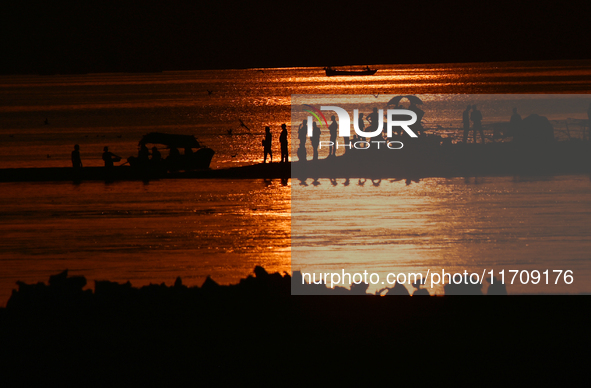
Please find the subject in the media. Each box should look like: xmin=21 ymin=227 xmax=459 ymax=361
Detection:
xmin=324 ymin=67 xmax=377 ymax=76
xmin=127 ymin=132 xmax=215 ymax=172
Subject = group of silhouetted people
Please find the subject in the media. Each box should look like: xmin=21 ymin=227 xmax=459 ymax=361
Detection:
xmin=297 ymin=106 xmax=425 ymax=162
xmin=70 ymin=145 xmax=162 ymax=169
xmin=71 ymin=145 xmax=122 ymax=169
xmin=261 ymin=123 xmax=289 ymax=163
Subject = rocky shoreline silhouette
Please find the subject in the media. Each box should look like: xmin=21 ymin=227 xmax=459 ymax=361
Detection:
xmin=0 ymin=268 xmax=587 ymax=384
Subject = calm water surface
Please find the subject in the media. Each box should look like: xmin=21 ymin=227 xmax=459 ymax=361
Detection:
xmin=1 ymin=61 xmax=590 ymax=303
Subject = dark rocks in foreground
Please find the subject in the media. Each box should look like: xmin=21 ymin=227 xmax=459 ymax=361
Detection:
xmin=0 ymin=268 xmax=588 ymax=384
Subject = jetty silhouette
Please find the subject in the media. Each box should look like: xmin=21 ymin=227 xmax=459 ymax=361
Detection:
xmin=0 ymin=117 xmax=589 ymax=183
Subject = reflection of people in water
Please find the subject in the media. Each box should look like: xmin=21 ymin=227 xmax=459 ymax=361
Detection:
xmin=328 ymin=115 xmax=338 ymax=157
xmin=263 ymin=126 xmax=272 ymax=163
xmin=462 ymin=105 xmax=471 ymax=143
xmin=311 ymin=122 xmax=321 ymax=161
xmin=71 ymin=144 xmax=82 ymax=169
xmin=279 ymin=124 xmax=288 ymax=163
xmin=470 ymin=105 xmax=485 ymax=143
xmin=297 ymin=119 xmax=308 ymax=161
xmin=102 ymin=146 xmax=120 ymax=168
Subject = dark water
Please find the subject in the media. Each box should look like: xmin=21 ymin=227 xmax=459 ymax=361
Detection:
xmin=0 ymin=61 xmax=590 ymax=302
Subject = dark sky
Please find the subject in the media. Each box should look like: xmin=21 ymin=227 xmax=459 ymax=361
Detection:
xmin=1 ymin=1 xmax=590 ymax=74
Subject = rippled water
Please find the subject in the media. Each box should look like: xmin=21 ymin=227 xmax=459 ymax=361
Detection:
xmin=0 ymin=61 xmax=590 ymax=303
xmin=0 ymin=179 xmax=290 ymax=302
xmin=292 ymin=175 xmax=591 ymax=295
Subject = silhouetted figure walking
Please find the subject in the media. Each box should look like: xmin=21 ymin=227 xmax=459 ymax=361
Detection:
xmin=471 ymin=105 xmax=485 ymax=143
xmin=311 ymin=122 xmax=321 ymax=160
xmin=71 ymin=144 xmax=82 ymax=169
xmin=328 ymin=115 xmax=338 ymax=157
xmin=263 ymin=126 xmax=272 ymax=163
xmin=297 ymin=119 xmax=308 ymax=161
xmin=462 ymin=105 xmax=471 ymax=143
xmin=279 ymin=123 xmax=288 ymax=163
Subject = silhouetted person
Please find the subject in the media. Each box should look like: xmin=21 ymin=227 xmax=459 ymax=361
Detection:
xmin=462 ymin=105 xmax=471 ymax=143
xmin=297 ymin=119 xmax=308 ymax=161
xmin=71 ymin=144 xmax=82 ymax=169
xmin=471 ymin=105 xmax=484 ymax=143
xmin=44 ymin=118 xmax=49 ymax=125
xmin=311 ymin=122 xmax=321 ymax=160
xmin=508 ymin=107 xmax=522 ymax=139
xmin=366 ymin=108 xmax=379 ymax=141
xmin=263 ymin=126 xmax=272 ymax=163
xmin=138 ymin=143 xmax=149 ymax=164
xmin=167 ymin=146 xmax=182 ymax=172
xmin=356 ymin=112 xmax=365 ymax=142
xmin=279 ymin=123 xmax=289 ymax=163
xmin=102 ymin=146 xmax=120 ymax=168
xmin=328 ymin=115 xmax=338 ymax=157
xmin=409 ymin=102 xmax=424 ymax=136
xmin=151 ymin=146 xmax=161 ymax=166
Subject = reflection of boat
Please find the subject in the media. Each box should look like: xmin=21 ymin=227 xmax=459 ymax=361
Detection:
xmin=324 ymin=67 xmax=377 ymax=76
xmin=128 ymin=132 xmax=215 ymax=171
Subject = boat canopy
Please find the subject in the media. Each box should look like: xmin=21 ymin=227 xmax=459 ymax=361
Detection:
xmin=139 ymin=132 xmax=200 ymax=148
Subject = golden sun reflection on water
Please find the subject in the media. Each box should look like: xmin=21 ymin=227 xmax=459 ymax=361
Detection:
xmin=292 ymin=176 xmax=591 ymax=295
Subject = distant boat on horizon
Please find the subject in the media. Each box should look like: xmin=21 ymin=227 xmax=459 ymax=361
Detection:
xmin=324 ymin=66 xmax=377 ymax=76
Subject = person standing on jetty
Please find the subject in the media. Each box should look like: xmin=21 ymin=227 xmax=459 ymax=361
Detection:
xmin=366 ymin=108 xmax=379 ymax=142
xmin=356 ymin=112 xmax=365 ymax=142
xmin=509 ymin=107 xmax=522 ymax=138
xmin=263 ymin=126 xmax=272 ymax=163
xmin=408 ymin=101 xmax=424 ymax=136
xmin=471 ymin=105 xmax=485 ymax=143
xmin=311 ymin=121 xmax=321 ymax=160
xmin=297 ymin=119 xmax=308 ymax=161
xmin=279 ymin=124 xmax=289 ymax=163
xmin=71 ymin=144 xmax=82 ymax=169
xmin=328 ymin=115 xmax=338 ymax=157
xmin=462 ymin=105 xmax=471 ymax=143
xmin=102 ymin=146 xmax=121 ymax=168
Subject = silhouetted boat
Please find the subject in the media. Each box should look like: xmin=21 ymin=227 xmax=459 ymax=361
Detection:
xmin=324 ymin=67 xmax=377 ymax=76
xmin=128 ymin=132 xmax=215 ymax=171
